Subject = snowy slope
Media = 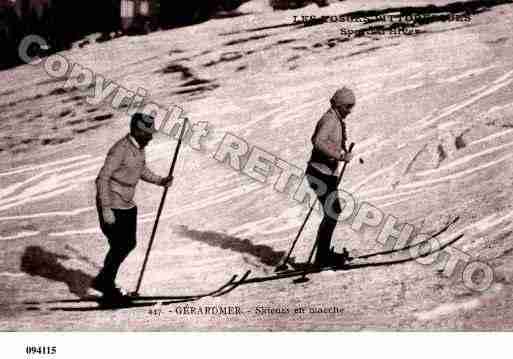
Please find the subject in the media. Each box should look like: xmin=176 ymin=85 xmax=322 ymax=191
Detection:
xmin=1 ymin=0 xmax=513 ymax=330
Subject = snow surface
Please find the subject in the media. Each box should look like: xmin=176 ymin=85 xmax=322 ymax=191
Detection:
xmin=1 ymin=0 xmax=513 ymax=330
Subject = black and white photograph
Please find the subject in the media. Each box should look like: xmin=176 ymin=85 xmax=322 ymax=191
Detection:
xmin=1 ymin=0 xmax=513 ymax=336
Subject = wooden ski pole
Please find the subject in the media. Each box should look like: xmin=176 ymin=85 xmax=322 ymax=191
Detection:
xmin=294 ymin=142 xmax=354 ymax=283
xmin=132 ymin=118 xmax=189 ymax=296
xmin=275 ymin=195 xmax=319 ymax=272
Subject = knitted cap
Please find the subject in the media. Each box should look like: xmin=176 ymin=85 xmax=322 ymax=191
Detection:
xmin=330 ymin=87 xmax=356 ymax=109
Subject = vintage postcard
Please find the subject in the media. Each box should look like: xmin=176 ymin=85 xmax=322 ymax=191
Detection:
xmin=1 ymin=0 xmax=512 ymax=332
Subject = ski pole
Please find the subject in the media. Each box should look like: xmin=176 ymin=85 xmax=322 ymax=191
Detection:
xmin=275 ymin=192 xmax=319 ymax=272
xmin=294 ymin=142 xmax=354 ymax=283
xmin=132 ymin=118 xmax=189 ymax=296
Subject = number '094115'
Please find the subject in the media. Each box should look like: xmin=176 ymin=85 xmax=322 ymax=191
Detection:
xmin=25 ymin=346 xmax=57 ymax=355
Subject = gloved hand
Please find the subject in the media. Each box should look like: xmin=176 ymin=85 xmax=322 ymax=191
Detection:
xmin=161 ymin=175 xmax=174 ymax=188
xmin=339 ymin=151 xmax=353 ymax=162
xmin=102 ymin=207 xmax=115 ymax=225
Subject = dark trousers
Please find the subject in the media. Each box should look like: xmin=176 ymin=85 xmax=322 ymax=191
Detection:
xmin=96 ymin=204 xmax=138 ymax=287
xmin=306 ymin=165 xmax=341 ymax=264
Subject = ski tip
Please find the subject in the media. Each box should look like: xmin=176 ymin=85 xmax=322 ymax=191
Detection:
xmin=241 ymin=270 xmax=251 ymax=280
xmin=232 ymin=270 xmax=251 ymax=285
xmin=293 ymin=276 xmax=310 ymax=284
xmin=275 ymin=263 xmax=289 ymax=272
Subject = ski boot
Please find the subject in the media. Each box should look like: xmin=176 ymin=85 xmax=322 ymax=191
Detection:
xmin=328 ymin=246 xmax=352 ymax=267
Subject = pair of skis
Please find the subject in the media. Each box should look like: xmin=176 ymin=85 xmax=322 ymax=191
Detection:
xmin=29 ymin=214 xmax=461 ymax=311
xmin=25 ymin=270 xmax=252 ymax=311
xmin=230 ymin=215 xmax=463 ymax=287
xmin=346 ymin=215 xmax=460 ymax=261
xmin=128 ymin=270 xmax=252 ymax=303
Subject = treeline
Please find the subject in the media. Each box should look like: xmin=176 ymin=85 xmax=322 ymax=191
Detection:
xmin=0 ymin=0 xmax=122 ymax=69
xmin=159 ymin=0 xmax=243 ymax=27
xmin=0 ymin=0 xmax=244 ymax=70
xmin=270 ymin=0 xmax=329 ymax=10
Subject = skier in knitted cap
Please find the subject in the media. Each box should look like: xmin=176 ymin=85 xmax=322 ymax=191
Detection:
xmin=306 ymin=87 xmax=355 ymax=267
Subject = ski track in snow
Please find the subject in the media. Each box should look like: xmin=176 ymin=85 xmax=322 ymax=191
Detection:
xmin=387 ymin=82 xmax=425 ymax=95
xmin=0 ymin=159 xmax=99 ymax=202
xmin=365 ymin=187 xmax=513 ymax=236
xmin=0 ymin=145 xmax=185 ymax=215
xmin=0 ymin=230 xmax=40 ymax=241
xmin=355 ymin=135 xmax=382 ymax=152
xmin=348 ymin=163 xmax=398 ymax=192
xmin=227 ymin=206 xmax=304 ymax=238
xmin=364 ymin=188 xmax=428 ymax=203
xmin=2 ymin=66 xmax=511 ymax=232
xmin=470 ymin=210 xmax=513 ymax=234
xmin=0 ymin=154 xmax=92 ymax=177
xmin=140 ymin=181 xmax=265 ymax=221
xmin=436 ymin=65 xmax=496 ymax=84
xmin=417 ymin=72 xmax=513 ymax=131
xmin=0 ymin=184 xmax=81 ymax=213
xmin=47 ymin=181 xmax=265 ymax=237
xmin=415 ymin=298 xmax=482 ymax=321
xmin=263 ymin=65 xmax=434 ymax=133
xmin=468 ymin=84 xmax=492 ymax=97
xmin=471 ymin=128 xmax=513 ymax=146
xmin=0 ymin=157 xmax=100 ymax=200
xmin=354 ymin=99 xmax=513 ymax=203
xmin=0 ymin=272 xmax=26 ymax=278
xmin=415 ymin=284 xmax=503 ymax=321
xmin=416 ymin=138 xmax=513 ymax=178
xmin=359 ymin=122 xmax=513 ymax=209
xmin=49 ymin=228 xmax=100 ymax=237
xmin=378 ymin=197 xmax=416 ymax=209
xmin=15 ymin=118 xmax=511 ymax=232
xmin=3 ymin=164 xmax=99 ymax=202
xmin=0 ymin=206 xmax=95 ymax=221
xmin=357 ymin=67 xmax=513 ymax=160
xmin=397 ymin=151 xmax=513 ymax=191
xmin=317 ymin=124 xmax=513 ymax=210
xmin=487 ymin=102 xmax=513 ymax=115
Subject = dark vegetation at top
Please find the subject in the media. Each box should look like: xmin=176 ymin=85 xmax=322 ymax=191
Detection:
xmin=0 ymin=0 xmax=246 ymax=71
